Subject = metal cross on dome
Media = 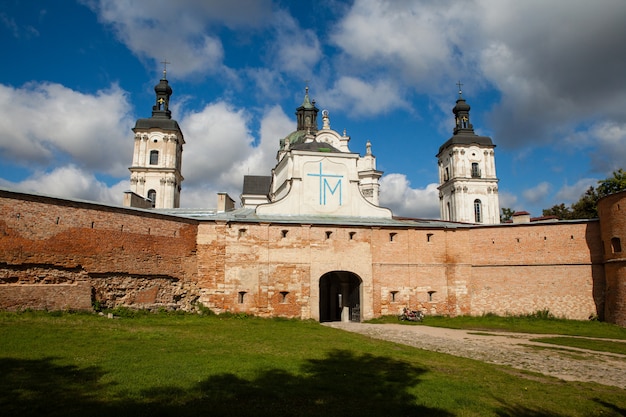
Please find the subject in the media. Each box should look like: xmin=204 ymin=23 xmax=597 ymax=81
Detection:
xmin=161 ymin=59 xmax=171 ymax=78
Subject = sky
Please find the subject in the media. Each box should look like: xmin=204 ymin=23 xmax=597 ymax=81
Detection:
xmin=1 ymin=0 xmax=625 ymax=219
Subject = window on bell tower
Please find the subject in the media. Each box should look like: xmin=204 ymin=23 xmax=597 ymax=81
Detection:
xmin=474 ymin=199 xmax=482 ymax=223
xmin=471 ymin=162 xmax=480 ymax=178
xmin=147 ymin=189 xmax=156 ymax=208
xmin=150 ymin=150 xmax=159 ymax=165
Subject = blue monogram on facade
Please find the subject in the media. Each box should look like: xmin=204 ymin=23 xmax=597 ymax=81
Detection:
xmin=307 ymin=162 xmax=343 ymax=205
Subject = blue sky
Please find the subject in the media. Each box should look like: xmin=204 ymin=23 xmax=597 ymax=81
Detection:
xmin=1 ymin=0 xmax=625 ymax=218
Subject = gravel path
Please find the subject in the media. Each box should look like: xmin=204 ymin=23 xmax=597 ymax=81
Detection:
xmin=323 ymin=322 xmax=626 ymax=389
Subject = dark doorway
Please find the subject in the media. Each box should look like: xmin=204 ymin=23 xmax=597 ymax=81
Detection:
xmin=319 ymin=271 xmax=362 ymax=322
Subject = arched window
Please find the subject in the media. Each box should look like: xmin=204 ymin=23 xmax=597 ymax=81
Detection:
xmin=149 ymin=150 xmax=159 ymax=165
xmin=147 ymin=189 xmax=156 ymax=208
xmin=474 ymin=199 xmax=482 ymax=223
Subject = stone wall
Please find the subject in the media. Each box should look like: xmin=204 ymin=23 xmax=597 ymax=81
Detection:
xmin=195 ymin=219 xmax=605 ymax=322
xmin=0 ymin=188 xmax=619 ymax=325
xmin=467 ymin=222 xmax=604 ymax=320
xmin=598 ymin=191 xmax=626 ymax=326
xmin=0 ymin=190 xmax=199 ymax=311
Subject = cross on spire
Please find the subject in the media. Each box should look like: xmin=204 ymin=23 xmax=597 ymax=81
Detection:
xmin=456 ymin=80 xmax=463 ymax=97
xmin=161 ymin=59 xmax=171 ymax=79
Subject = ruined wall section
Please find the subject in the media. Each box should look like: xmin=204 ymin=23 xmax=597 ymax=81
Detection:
xmin=598 ymin=191 xmax=626 ymax=326
xmin=467 ymin=221 xmax=604 ymax=320
xmin=0 ymin=190 xmax=198 ymax=311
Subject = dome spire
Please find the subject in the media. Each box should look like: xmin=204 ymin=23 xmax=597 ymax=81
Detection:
xmin=452 ymin=81 xmax=472 ymax=134
xmin=295 ymin=85 xmax=319 ymax=131
xmin=152 ymin=60 xmax=173 ymax=119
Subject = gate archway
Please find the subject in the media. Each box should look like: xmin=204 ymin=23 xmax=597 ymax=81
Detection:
xmin=319 ymin=271 xmax=362 ymax=322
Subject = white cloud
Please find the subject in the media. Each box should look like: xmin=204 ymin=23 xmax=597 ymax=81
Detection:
xmin=522 ymin=182 xmax=551 ymax=205
xmin=322 ymin=76 xmax=408 ymax=116
xmin=497 ymin=191 xmax=518 ymax=212
xmin=587 ymin=121 xmax=626 ymax=174
xmin=0 ymin=82 xmax=134 ymax=176
xmin=554 ymin=178 xmax=598 ymax=205
xmin=478 ymin=0 xmax=626 ymax=148
xmin=84 ymin=0 xmax=273 ymax=78
xmin=331 ymin=0 xmax=626 ymax=155
xmin=379 ymin=173 xmax=439 ymax=218
xmin=2 ymin=165 xmax=128 ymax=205
xmin=270 ymin=10 xmax=322 ymax=78
xmin=178 ymin=102 xmax=293 ymax=208
xmin=331 ymin=0 xmax=474 ymax=88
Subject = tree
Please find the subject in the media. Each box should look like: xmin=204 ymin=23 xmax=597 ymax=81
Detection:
xmin=542 ymin=203 xmax=574 ymax=220
xmin=500 ymin=207 xmax=515 ymax=222
xmin=597 ymin=168 xmax=626 ymax=198
xmin=541 ymin=169 xmax=625 ymax=220
xmin=570 ymin=186 xmax=599 ymax=219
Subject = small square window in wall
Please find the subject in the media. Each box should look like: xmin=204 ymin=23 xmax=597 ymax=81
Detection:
xmin=427 ymin=233 xmax=434 ymax=242
xmin=390 ymin=291 xmax=399 ymax=302
xmin=389 ymin=232 xmax=397 ymax=242
xmin=280 ymin=291 xmax=289 ymax=303
xmin=281 ymin=230 xmax=288 ymax=238
xmin=428 ymin=291 xmax=436 ymax=302
xmin=349 ymin=231 xmax=356 ymax=240
xmin=238 ymin=291 xmax=246 ymax=304
xmin=325 ymin=231 xmax=332 ymax=240
xmin=238 ymin=228 xmax=247 ymax=238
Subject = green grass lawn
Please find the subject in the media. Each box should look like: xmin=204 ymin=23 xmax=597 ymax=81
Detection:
xmin=1 ymin=311 xmax=625 ymax=417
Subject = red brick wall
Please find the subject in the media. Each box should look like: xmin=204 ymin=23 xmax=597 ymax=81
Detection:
xmin=1 ymin=189 xmax=620 ymax=326
xmin=598 ymin=191 xmax=626 ymax=326
xmin=0 ymin=190 xmax=198 ymax=311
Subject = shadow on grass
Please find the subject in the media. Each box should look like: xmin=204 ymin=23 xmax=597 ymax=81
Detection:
xmin=0 ymin=350 xmax=600 ymax=417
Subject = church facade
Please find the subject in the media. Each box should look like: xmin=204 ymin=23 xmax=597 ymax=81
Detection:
xmin=0 ymin=80 xmax=624 ymax=326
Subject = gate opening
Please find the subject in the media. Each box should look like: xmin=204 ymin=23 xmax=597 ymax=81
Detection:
xmin=319 ymin=271 xmax=361 ymax=322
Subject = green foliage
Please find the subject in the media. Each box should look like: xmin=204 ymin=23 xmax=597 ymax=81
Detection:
xmin=193 ymin=302 xmax=215 ymax=316
xmin=542 ymin=169 xmax=625 ymax=219
xmin=500 ymin=207 xmax=515 ymax=222
xmin=531 ymin=336 xmax=626 ymax=355
xmin=422 ymin=313 xmax=626 ymax=340
xmin=542 ymin=203 xmax=573 ymax=219
xmin=597 ymin=168 xmax=626 ymax=197
xmin=525 ymin=309 xmax=555 ymax=320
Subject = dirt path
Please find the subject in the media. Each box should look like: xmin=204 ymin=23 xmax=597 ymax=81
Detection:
xmin=323 ymin=322 xmax=626 ymax=389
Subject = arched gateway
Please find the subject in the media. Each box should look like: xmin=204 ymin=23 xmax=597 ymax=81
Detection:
xmin=319 ymin=271 xmax=362 ymax=322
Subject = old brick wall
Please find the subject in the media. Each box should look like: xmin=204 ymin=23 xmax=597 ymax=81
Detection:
xmin=598 ymin=191 xmax=626 ymax=326
xmin=195 ymin=219 xmax=607 ymax=322
xmin=0 ymin=190 xmax=198 ymax=311
xmin=196 ymin=222 xmax=375 ymax=320
xmin=467 ymin=222 xmax=604 ymax=320
xmin=2 ymin=189 xmax=619 ymax=324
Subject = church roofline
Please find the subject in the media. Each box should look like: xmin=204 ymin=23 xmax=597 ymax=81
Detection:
xmin=436 ymin=134 xmax=495 ymax=156
xmin=133 ymin=118 xmax=183 ymax=133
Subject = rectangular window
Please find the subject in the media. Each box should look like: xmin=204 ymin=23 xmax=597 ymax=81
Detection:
xmin=471 ymin=162 xmax=480 ymax=178
xmin=150 ymin=150 xmax=159 ymax=165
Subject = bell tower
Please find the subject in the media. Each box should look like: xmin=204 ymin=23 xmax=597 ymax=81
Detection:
xmin=125 ymin=63 xmax=184 ymax=209
xmin=436 ymin=83 xmax=499 ymax=224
